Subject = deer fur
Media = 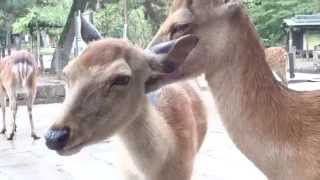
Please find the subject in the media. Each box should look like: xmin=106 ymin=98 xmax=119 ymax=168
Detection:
xmin=0 ymin=50 xmax=39 ymax=140
xmin=265 ymin=47 xmax=288 ymax=85
xmin=148 ymin=0 xmax=320 ymax=179
xmin=45 ymin=32 xmax=207 ymax=180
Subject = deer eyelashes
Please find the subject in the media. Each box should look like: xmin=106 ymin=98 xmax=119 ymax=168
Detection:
xmin=101 ymin=75 xmax=131 ymax=98
xmin=111 ymin=75 xmax=131 ymax=87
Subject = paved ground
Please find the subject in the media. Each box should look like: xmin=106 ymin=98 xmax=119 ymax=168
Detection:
xmin=1 ymin=73 xmax=320 ymax=180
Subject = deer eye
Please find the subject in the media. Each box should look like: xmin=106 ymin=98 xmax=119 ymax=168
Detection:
xmin=111 ymin=75 xmax=131 ymax=86
xmin=170 ymin=23 xmax=191 ymax=39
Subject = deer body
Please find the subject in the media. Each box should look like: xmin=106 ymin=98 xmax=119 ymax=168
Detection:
xmin=119 ymin=82 xmax=207 ymax=180
xmin=265 ymin=47 xmax=288 ymax=85
xmin=204 ymin=33 xmax=320 ymax=179
xmin=45 ymin=34 xmax=206 ymax=179
xmin=0 ymin=50 xmax=39 ymax=140
xmin=148 ymin=0 xmax=320 ymax=179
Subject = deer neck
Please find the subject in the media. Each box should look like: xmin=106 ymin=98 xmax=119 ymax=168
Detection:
xmin=205 ymin=11 xmax=291 ymax=170
xmin=117 ymin=96 xmax=175 ymax=175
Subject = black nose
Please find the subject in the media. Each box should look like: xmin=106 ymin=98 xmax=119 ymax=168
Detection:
xmin=45 ymin=127 xmax=70 ymax=151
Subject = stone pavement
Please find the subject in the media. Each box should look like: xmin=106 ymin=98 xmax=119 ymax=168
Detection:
xmin=0 ymin=95 xmax=266 ymax=180
xmin=1 ymin=73 xmax=320 ymax=180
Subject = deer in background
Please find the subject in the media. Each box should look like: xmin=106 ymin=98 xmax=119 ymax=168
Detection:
xmin=44 ymin=16 xmax=207 ymax=180
xmin=148 ymin=0 xmax=320 ymax=179
xmin=265 ymin=47 xmax=288 ymax=86
xmin=0 ymin=50 xmax=39 ymax=140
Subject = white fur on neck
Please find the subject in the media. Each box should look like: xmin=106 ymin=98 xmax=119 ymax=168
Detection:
xmin=117 ymin=97 xmax=176 ymax=179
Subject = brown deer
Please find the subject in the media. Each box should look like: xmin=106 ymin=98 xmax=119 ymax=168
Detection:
xmin=0 ymin=50 xmax=39 ymax=140
xmin=265 ymin=47 xmax=288 ymax=85
xmin=44 ymin=17 xmax=207 ymax=180
xmin=147 ymin=0 xmax=320 ymax=179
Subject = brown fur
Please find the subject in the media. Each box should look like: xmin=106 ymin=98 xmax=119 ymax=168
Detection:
xmin=265 ymin=47 xmax=288 ymax=85
xmin=149 ymin=0 xmax=320 ymax=179
xmin=48 ymin=38 xmax=207 ymax=180
xmin=0 ymin=50 xmax=39 ymax=140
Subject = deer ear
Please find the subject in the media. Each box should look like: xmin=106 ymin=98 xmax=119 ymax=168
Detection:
xmin=144 ymin=35 xmax=199 ymax=92
xmin=80 ymin=15 xmax=102 ymax=43
xmin=223 ymin=0 xmax=242 ymax=16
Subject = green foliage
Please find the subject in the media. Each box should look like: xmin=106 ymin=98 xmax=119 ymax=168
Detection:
xmin=0 ymin=0 xmax=34 ymax=16
xmin=1 ymin=0 xmax=168 ymax=47
xmin=139 ymin=0 xmax=169 ymax=33
xmin=0 ymin=0 xmax=36 ymax=45
xmin=94 ymin=3 xmax=124 ymax=38
xmin=12 ymin=10 xmax=36 ymax=33
xmin=246 ymin=0 xmax=320 ymax=46
xmin=128 ymin=5 xmax=154 ymax=46
xmin=1 ymin=0 xmax=318 ymax=49
xmin=13 ymin=1 xmax=71 ymax=34
xmin=94 ymin=0 xmax=154 ymax=47
xmin=0 ymin=0 xmax=71 ymax=46
xmin=0 ymin=0 xmax=35 ymax=32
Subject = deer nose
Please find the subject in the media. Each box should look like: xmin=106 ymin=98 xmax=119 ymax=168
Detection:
xmin=45 ymin=127 xmax=70 ymax=151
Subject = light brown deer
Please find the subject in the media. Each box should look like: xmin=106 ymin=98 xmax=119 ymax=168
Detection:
xmin=148 ymin=0 xmax=320 ymax=179
xmin=265 ymin=47 xmax=288 ymax=85
xmin=44 ymin=19 xmax=207 ymax=179
xmin=0 ymin=50 xmax=39 ymax=140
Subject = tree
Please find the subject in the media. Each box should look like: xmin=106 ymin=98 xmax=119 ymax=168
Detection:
xmin=50 ymin=0 xmax=87 ymax=73
xmin=13 ymin=2 xmax=70 ymax=34
xmin=93 ymin=0 xmax=166 ymax=47
xmin=0 ymin=0 xmax=65 ymax=53
xmin=141 ymin=0 xmax=169 ymax=34
xmin=0 ymin=0 xmax=35 ymax=54
xmin=51 ymin=0 xmax=169 ymax=72
xmin=246 ymin=0 xmax=320 ymax=46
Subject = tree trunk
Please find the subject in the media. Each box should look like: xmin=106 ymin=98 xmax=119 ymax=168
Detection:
xmin=50 ymin=0 xmax=88 ymax=74
xmin=6 ymin=29 xmax=11 ymax=55
xmin=123 ymin=0 xmax=128 ymax=39
xmin=143 ymin=0 xmax=168 ymax=34
xmin=1 ymin=46 xmax=5 ymax=57
xmin=31 ymin=32 xmax=35 ymax=56
xmin=17 ymin=34 xmax=22 ymax=50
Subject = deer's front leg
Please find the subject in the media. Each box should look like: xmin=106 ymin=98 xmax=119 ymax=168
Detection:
xmin=0 ymin=94 xmax=6 ymax=134
xmin=7 ymin=91 xmax=17 ymax=140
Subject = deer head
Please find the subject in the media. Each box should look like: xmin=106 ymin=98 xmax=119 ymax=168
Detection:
xmin=148 ymin=0 xmax=246 ymax=79
xmin=44 ymin=17 xmax=198 ymax=155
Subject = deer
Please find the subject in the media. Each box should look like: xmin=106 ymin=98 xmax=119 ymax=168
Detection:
xmin=146 ymin=0 xmax=320 ymax=179
xmin=0 ymin=50 xmax=39 ymax=140
xmin=265 ymin=47 xmax=288 ymax=86
xmin=44 ymin=16 xmax=207 ymax=180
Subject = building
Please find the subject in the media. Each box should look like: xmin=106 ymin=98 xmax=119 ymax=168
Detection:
xmin=284 ymin=14 xmax=320 ymax=59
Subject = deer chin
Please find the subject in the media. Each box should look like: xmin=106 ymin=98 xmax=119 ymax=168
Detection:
xmin=56 ymin=133 xmax=104 ymax=156
xmin=56 ymin=143 xmax=84 ymax=156
xmin=57 ymin=140 xmax=89 ymax=156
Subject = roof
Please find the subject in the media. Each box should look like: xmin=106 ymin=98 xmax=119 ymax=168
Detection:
xmin=284 ymin=14 xmax=320 ymax=27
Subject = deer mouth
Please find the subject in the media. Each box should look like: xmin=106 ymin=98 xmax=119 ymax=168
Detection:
xmin=57 ymin=141 xmax=87 ymax=156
